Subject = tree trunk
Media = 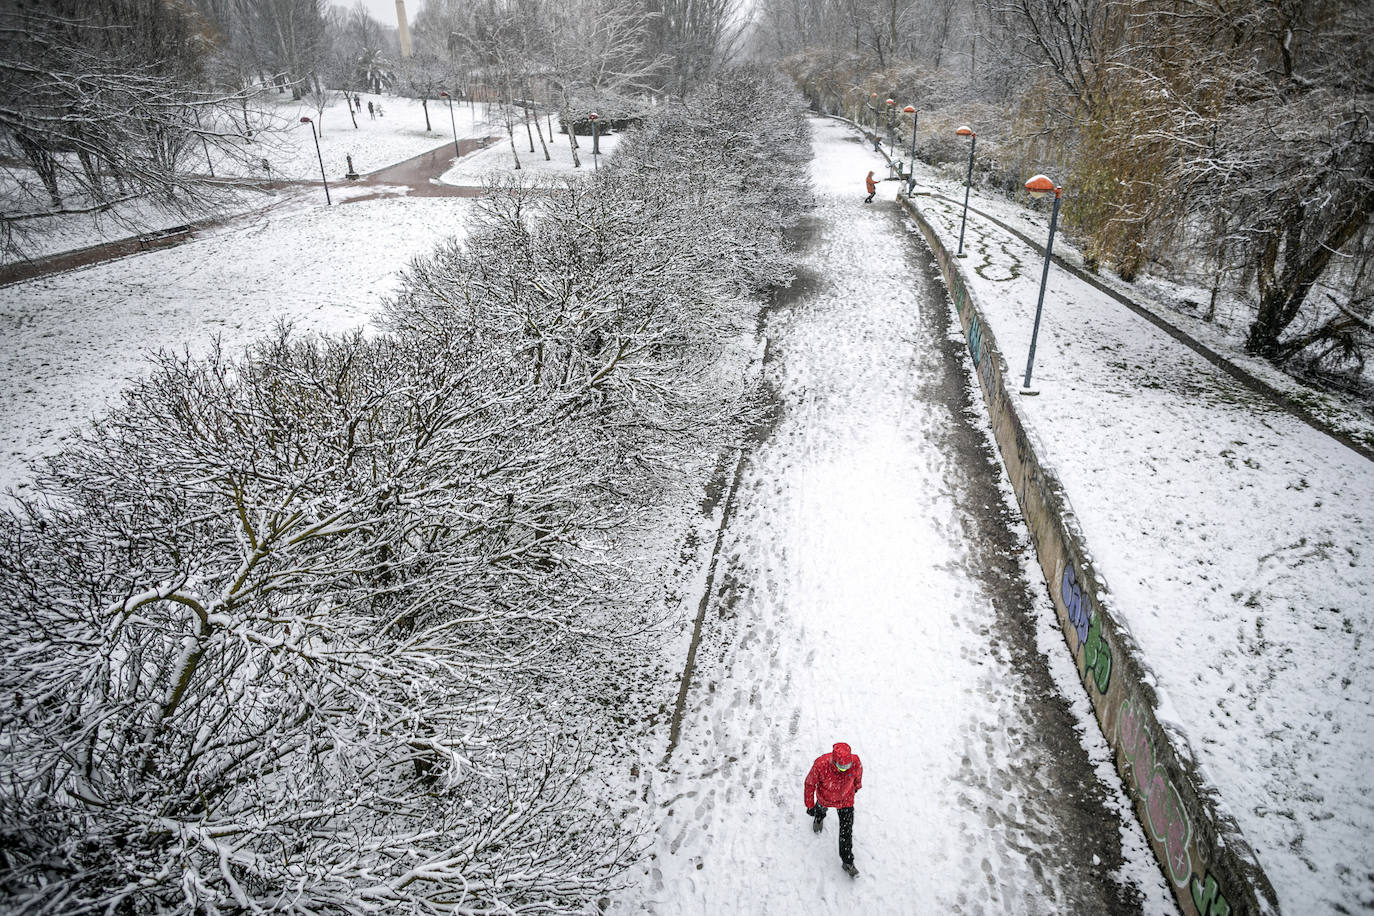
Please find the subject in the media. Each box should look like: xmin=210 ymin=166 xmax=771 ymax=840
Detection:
xmin=534 ymin=105 xmax=551 ymax=161
xmin=1246 ymin=199 xmax=1372 ymax=358
xmin=559 ymin=93 xmax=581 ymax=168
xmin=17 ymin=135 xmax=62 ymax=208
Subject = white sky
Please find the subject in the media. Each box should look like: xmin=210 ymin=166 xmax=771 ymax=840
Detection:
xmin=347 ymin=0 xmax=421 ymax=30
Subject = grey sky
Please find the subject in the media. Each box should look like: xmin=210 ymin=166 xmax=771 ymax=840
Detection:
xmin=347 ymin=0 xmax=422 ymax=30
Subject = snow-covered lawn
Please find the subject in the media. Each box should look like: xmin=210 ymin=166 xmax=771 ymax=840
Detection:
xmin=0 ymin=195 xmax=475 ymax=500
xmin=440 ymin=128 xmax=620 ymax=185
xmin=0 ymin=95 xmax=502 ymax=262
xmin=215 ymin=94 xmax=500 ymax=182
xmin=894 ymin=127 xmax=1374 ymax=914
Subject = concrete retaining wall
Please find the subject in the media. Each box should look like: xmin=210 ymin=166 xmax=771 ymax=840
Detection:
xmin=900 ymin=193 xmax=1281 ymax=916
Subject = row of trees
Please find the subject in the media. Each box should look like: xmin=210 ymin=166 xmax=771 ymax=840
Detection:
xmin=0 ymin=65 xmax=811 ymax=913
xmin=767 ymin=0 xmax=1374 ymax=382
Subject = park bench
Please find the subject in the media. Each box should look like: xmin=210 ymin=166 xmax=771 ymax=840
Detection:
xmin=136 ymin=224 xmax=193 ymax=250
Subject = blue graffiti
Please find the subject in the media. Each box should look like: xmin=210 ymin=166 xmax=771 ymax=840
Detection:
xmin=1061 ymin=563 xmax=1111 ymax=693
xmin=1061 ymin=564 xmax=1091 ymax=647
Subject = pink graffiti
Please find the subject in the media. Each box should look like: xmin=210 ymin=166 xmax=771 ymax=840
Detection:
xmin=1119 ymin=698 xmax=1192 ymax=886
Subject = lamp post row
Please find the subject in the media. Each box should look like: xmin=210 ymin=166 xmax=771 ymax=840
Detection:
xmin=857 ymin=90 xmax=1062 ymax=393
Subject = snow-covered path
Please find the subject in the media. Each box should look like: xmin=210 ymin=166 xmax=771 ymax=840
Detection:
xmin=613 ymin=120 xmax=1175 ymax=913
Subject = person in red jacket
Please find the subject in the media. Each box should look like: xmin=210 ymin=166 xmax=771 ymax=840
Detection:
xmin=864 ymin=170 xmax=877 ymax=203
xmin=804 ymin=741 xmax=863 ymax=876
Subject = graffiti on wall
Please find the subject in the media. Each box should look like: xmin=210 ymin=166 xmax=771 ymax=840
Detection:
xmin=1119 ymin=697 xmax=1192 ymax=887
xmin=964 ymin=312 xmax=998 ymax=401
xmin=1060 ymin=564 xmax=1112 ymax=693
xmin=1190 ymin=871 xmax=1233 ymax=916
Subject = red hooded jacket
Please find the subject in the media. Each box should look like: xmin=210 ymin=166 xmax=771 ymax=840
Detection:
xmin=865 ymin=171 xmax=877 ymax=193
xmin=804 ymin=742 xmax=863 ymax=809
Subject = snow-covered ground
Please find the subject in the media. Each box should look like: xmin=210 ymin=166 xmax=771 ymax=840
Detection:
xmin=0 ymin=96 xmax=595 ymax=501
xmin=439 ymin=127 xmax=621 ymax=185
xmin=908 ymin=173 xmax=1374 ymax=455
xmin=0 ymin=96 xmax=501 ymax=262
xmin=893 ymin=130 xmax=1374 ymax=913
xmin=215 ymin=94 xmax=499 ymax=182
xmin=613 ymin=117 xmax=1176 ymax=914
xmin=0 ymin=195 xmax=475 ymax=499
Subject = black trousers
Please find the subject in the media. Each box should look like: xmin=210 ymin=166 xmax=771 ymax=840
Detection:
xmin=813 ymin=806 xmax=855 ymax=864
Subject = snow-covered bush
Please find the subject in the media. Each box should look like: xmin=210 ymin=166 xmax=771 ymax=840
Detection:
xmin=0 ymin=66 xmax=810 ymax=914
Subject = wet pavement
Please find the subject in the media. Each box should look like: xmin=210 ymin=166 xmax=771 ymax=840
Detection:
xmin=614 ymin=119 xmax=1176 ymax=914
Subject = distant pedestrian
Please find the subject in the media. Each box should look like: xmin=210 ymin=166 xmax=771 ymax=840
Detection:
xmin=353 ymin=94 xmax=361 ymax=111
xmin=805 ymin=742 xmax=863 ymax=877
xmin=864 ymin=170 xmax=877 ymax=203
xmin=367 ymin=101 xmax=375 ymax=120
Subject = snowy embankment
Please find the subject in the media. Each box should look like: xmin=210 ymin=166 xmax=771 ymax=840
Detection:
xmin=900 ymin=140 xmax=1374 ymax=914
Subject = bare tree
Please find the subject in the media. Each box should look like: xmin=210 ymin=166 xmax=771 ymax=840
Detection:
xmin=0 ymin=2 xmax=262 ymax=257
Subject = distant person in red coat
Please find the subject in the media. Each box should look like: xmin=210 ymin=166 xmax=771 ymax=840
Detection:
xmin=804 ymin=741 xmax=863 ymax=876
xmin=864 ymin=171 xmax=877 ymax=203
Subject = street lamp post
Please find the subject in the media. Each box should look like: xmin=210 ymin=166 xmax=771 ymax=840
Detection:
xmin=903 ymin=105 xmax=918 ymax=194
xmin=1021 ymin=174 xmax=1063 ymax=392
xmin=440 ymin=91 xmax=459 ymax=159
xmin=885 ymin=98 xmax=896 ymax=151
xmin=299 ymin=116 xmax=330 ymax=206
xmin=955 ymin=125 xmax=976 ymax=257
xmin=589 ymin=112 xmax=600 ymax=170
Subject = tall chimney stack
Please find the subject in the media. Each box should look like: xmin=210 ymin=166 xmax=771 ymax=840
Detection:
xmin=396 ymin=0 xmax=412 ymax=58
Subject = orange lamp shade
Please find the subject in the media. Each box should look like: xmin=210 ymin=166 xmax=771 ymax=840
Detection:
xmin=1025 ymin=174 xmax=1058 ymax=197
xmin=956 ymin=125 xmax=974 ymax=137
xmin=903 ymin=105 xmax=916 ymax=113
xmin=885 ymin=98 xmax=895 ymax=106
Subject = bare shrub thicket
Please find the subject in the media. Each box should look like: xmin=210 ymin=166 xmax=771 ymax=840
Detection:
xmin=0 ymin=66 xmax=811 ymax=913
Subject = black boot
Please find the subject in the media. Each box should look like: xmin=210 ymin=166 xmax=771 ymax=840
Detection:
xmin=843 ymin=861 xmax=859 ymax=878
